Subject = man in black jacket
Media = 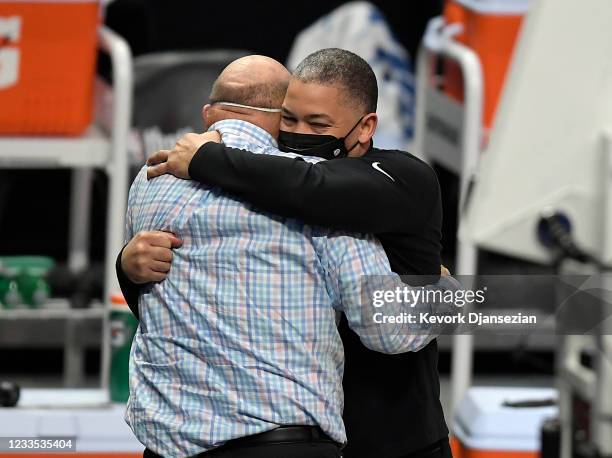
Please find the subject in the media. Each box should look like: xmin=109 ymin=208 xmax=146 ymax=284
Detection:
xmin=118 ymin=48 xmax=451 ymax=458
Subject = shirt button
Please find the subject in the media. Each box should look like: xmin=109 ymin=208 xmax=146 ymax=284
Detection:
xmin=333 ymin=149 xmax=341 ymax=157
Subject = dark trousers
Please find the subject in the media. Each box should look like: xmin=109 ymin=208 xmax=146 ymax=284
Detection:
xmin=143 ymin=442 xmax=341 ymax=458
xmin=397 ymin=439 xmax=453 ymax=458
xmin=143 ymin=438 xmax=450 ymax=458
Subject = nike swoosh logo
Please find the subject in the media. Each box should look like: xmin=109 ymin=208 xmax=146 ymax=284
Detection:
xmin=372 ymin=162 xmax=395 ymax=182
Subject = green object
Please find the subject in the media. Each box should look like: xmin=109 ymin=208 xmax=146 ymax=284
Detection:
xmin=109 ymin=306 xmax=138 ymax=403
xmin=17 ymin=268 xmax=50 ymax=308
xmin=0 ymin=267 xmax=23 ymax=309
xmin=0 ymin=257 xmax=54 ymax=308
xmin=0 ymin=256 xmax=55 ymax=272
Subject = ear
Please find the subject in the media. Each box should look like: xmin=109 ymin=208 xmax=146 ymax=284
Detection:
xmin=202 ymin=104 xmax=211 ymax=128
xmin=358 ymin=113 xmax=378 ymax=144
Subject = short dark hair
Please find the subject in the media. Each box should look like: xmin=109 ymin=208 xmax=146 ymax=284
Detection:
xmin=209 ymin=79 xmax=288 ymax=109
xmin=293 ymin=48 xmax=378 ymax=113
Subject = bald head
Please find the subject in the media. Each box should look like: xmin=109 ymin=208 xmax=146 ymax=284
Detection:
xmin=204 ymin=55 xmax=289 ymax=137
xmin=209 ymin=55 xmax=290 ymax=110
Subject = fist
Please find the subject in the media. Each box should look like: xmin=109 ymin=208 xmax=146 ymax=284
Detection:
xmin=121 ymin=231 xmax=183 ymax=284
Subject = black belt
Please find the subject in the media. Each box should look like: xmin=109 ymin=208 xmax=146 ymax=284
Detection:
xmin=216 ymin=425 xmax=341 ymax=451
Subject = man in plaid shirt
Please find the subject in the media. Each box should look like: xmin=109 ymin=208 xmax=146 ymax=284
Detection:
xmin=122 ymin=56 xmax=457 ymax=458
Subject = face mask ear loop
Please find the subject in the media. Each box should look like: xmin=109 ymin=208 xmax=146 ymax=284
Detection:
xmin=213 ymin=101 xmax=282 ymax=113
xmin=344 ymin=115 xmax=366 ymax=153
xmin=347 ymin=140 xmax=360 ymax=153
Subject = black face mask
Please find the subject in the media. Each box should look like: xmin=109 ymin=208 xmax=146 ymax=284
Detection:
xmin=278 ymin=116 xmax=364 ymax=160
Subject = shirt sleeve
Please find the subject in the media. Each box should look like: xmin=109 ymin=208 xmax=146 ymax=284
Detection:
xmin=116 ymin=248 xmax=140 ymax=319
xmin=189 ymin=143 xmax=439 ymax=233
xmin=319 ymin=232 xmax=460 ymax=354
xmin=115 ymin=170 xmax=146 ymax=320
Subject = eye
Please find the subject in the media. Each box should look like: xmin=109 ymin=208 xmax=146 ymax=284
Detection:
xmin=310 ymin=122 xmax=331 ymax=129
xmin=282 ymin=115 xmax=296 ymax=124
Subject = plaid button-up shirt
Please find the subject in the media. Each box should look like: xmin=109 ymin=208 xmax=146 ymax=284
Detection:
xmin=124 ymin=119 xmax=446 ymax=457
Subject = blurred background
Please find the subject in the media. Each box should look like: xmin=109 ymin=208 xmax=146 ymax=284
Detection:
xmin=1 ymin=1 xmax=611 ymax=457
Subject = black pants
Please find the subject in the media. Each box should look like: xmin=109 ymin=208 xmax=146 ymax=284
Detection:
xmin=397 ymin=439 xmax=453 ymax=458
xmin=143 ymin=438 xmax=450 ymax=458
xmin=143 ymin=442 xmax=341 ymax=458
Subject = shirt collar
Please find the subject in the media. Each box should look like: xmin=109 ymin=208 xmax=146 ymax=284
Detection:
xmin=209 ymin=119 xmax=278 ymax=149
